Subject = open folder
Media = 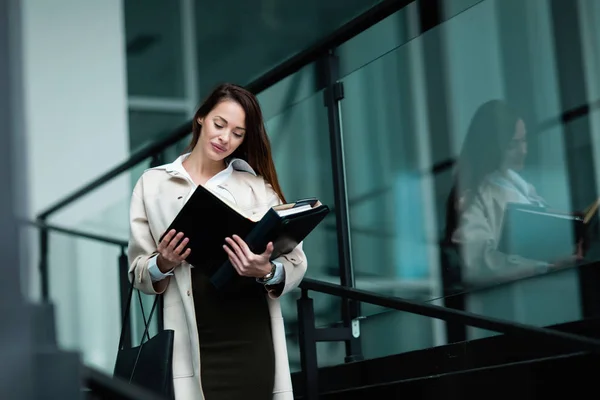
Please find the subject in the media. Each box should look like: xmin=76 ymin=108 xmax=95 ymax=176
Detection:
xmin=159 ymin=185 xmax=330 ymax=289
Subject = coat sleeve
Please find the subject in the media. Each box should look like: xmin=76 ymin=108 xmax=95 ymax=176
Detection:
xmin=263 ymin=184 xmax=308 ymax=298
xmin=128 ymin=177 xmax=170 ymax=295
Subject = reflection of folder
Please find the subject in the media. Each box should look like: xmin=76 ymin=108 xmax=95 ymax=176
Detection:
xmin=498 ymin=203 xmax=583 ymax=262
xmin=159 ymin=185 xmax=329 ymax=289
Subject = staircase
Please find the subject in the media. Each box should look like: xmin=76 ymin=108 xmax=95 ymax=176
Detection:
xmin=292 ymin=318 xmax=600 ymax=399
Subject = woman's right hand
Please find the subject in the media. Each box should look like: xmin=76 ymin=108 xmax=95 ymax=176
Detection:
xmin=157 ymin=229 xmax=191 ymax=272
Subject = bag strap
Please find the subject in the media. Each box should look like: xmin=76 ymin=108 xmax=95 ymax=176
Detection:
xmin=117 ymin=278 xmax=135 ymax=351
xmin=136 ymin=293 xmax=160 ymax=346
xmin=117 ymin=277 xmax=160 ymax=351
xmin=129 ymin=295 xmax=161 ymax=383
xmin=136 ymin=290 xmax=152 ymax=343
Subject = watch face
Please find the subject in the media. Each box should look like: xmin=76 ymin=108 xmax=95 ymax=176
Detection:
xmin=261 ymin=264 xmax=276 ymax=282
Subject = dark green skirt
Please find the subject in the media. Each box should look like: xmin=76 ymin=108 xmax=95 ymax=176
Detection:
xmin=191 ymin=265 xmax=275 ymax=400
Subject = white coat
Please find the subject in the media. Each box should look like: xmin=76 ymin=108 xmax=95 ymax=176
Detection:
xmin=127 ymin=159 xmax=307 ymax=399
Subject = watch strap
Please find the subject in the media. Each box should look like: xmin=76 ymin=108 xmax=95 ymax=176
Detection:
xmin=258 ymin=261 xmax=276 ymax=284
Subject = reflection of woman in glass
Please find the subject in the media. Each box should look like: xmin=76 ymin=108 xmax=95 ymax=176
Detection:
xmin=445 ymin=100 xmax=577 ymax=283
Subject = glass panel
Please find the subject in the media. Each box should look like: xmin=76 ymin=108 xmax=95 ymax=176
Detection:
xmin=124 ymin=0 xmax=185 ymax=98
xmin=337 ymin=0 xmax=600 ymax=360
xmin=194 ymin=0 xmax=384 ymax=96
xmin=442 ymin=0 xmax=484 ymax=19
xmin=263 ymin=87 xmax=341 ymax=370
xmin=128 ymin=110 xmax=188 ymax=153
xmin=359 ymin=308 xmax=439 ymax=359
xmin=158 ymin=135 xmax=193 ymax=165
xmin=340 ymin=30 xmax=437 ymax=299
xmin=337 ymin=1 xmax=421 ymax=79
xmin=128 ymin=110 xmax=189 ymax=188
xmin=433 ymin=0 xmax=600 ymax=339
xmin=43 ymin=152 xmax=159 ymax=374
xmin=45 ymin=231 xmax=124 ymax=374
xmin=43 ymin=228 xmax=164 ymax=375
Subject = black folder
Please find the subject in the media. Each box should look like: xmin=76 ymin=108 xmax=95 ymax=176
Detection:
xmin=159 ymin=185 xmax=330 ymax=289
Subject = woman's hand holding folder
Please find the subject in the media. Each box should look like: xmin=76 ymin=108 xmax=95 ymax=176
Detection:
xmin=157 ymin=229 xmax=192 ymax=272
xmin=223 ymin=234 xmax=274 ymax=278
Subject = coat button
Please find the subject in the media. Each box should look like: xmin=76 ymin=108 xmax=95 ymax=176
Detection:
xmin=187 ymin=290 xmax=191 ymax=296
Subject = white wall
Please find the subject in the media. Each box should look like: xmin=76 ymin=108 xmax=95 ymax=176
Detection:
xmin=21 ymin=0 xmax=130 ymax=373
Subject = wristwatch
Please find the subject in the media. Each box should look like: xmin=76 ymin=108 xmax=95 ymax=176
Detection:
xmin=258 ymin=261 xmax=277 ymax=284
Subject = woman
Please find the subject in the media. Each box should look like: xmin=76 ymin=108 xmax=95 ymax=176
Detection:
xmin=445 ymin=100 xmax=578 ymax=284
xmin=128 ymin=83 xmax=307 ymax=399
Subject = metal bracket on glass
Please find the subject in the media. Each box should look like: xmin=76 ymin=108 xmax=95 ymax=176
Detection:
xmin=351 ymin=316 xmax=365 ymax=338
xmin=352 ymin=319 xmax=360 ymax=338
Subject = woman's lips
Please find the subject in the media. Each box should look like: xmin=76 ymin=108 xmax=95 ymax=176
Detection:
xmin=211 ymin=143 xmax=227 ymax=153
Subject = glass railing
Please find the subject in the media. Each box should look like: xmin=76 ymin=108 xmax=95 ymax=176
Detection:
xmin=26 ymin=0 xmax=600 ymax=385
xmin=36 ymin=133 xmax=196 ymax=375
xmin=262 ymin=82 xmax=343 ymax=369
xmin=331 ymin=0 xmax=600 ymax=358
xmin=267 ymin=0 xmax=600 ymax=366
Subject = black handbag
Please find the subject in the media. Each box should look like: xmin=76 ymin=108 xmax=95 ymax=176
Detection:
xmin=114 ymin=280 xmax=175 ymax=399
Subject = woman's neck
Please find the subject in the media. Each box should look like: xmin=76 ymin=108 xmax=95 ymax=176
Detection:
xmin=183 ymin=150 xmax=227 ymax=183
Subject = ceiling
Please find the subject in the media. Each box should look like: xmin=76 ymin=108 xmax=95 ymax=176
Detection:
xmin=124 ymin=0 xmax=383 ymax=100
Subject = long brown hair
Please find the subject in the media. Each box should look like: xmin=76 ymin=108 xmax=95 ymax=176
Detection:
xmin=444 ymin=100 xmax=521 ymax=241
xmin=186 ymin=83 xmax=286 ymax=203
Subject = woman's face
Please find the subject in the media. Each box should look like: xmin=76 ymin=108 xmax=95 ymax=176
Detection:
xmin=503 ymin=118 xmax=527 ymax=170
xmin=196 ymin=100 xmax=246 ymax=161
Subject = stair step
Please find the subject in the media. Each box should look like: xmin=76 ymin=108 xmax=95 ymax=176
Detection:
xmin=310 ymin=352 xmax=596 ymax=399
xmin=292 ymin=317 xmax=600 ymax=397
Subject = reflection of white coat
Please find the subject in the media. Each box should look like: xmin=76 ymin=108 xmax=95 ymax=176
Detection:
xmin=451 ymin=169 xmax=548 ymax=283
xmin=452 ymin=170 xmax=582 ymax=340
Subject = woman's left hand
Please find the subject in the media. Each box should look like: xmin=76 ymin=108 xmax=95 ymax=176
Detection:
xmin=224 ymin=235 xmax=273 ymax=278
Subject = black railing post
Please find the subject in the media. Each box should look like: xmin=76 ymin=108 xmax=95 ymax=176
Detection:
xmin=549 ymin=0 xmax=598 ymax=213
xmin=39 ymin=219 xmax=49 ymax=301
xmin=118 ymin=246 xmax=131 ymax=349
xmin=418 ymin=0 xmax=467 ymax=344
xmin=297 ymin=289 xmax=319 ymax=400
xmin=322 ymin=49 xmax=363 ymax=362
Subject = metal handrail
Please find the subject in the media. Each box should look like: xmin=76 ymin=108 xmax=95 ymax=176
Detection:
xmin=299 ymin=278 xmax=600 ymax=354
xmin=25 ymin=220 xmax=128 ymax=247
